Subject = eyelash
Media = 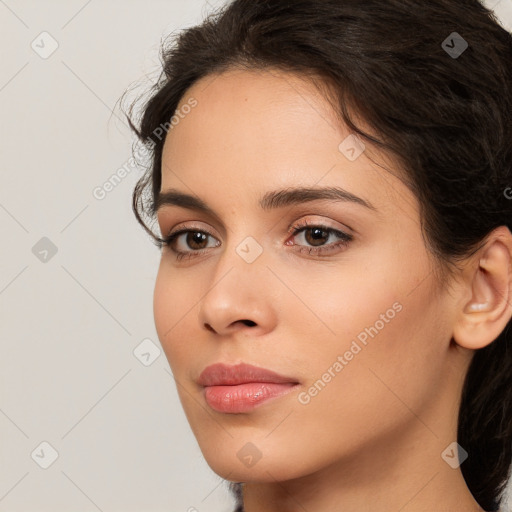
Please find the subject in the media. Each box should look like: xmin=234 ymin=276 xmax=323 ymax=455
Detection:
xmin=161 ymin=219 xmax=354 ymax=261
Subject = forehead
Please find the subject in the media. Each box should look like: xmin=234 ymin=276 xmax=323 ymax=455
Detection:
xmin=160 ymin=68 xmax=414 ymax=219
xmin=167 ymin=68 xmax=340 ymax=156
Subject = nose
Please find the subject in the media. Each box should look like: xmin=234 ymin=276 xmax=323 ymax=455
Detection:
xmin=197 ymin=243 xmax=278 ymax=337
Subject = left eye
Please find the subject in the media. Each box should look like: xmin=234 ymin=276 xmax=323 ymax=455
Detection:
xmin=290 ymin=225 xmax=351 ymax=247
xmin=286 ymin=222 xmax=354 ymax=256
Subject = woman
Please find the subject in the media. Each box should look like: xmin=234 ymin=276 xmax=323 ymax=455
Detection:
xmin=122 ymin=0 xmax=512 ymax=510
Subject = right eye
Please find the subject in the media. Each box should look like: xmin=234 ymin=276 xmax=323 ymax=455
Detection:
xmin=162 ymin=228 xmax=221 ymax=260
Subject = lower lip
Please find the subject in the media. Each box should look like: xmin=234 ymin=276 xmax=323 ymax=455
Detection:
xmin=203 ymin=382 xmax=299 ymax=413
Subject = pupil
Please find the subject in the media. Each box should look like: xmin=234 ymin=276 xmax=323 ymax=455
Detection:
xmin=307 ymin=228 xmax=327 ymax=246
xmin=189 ymin=232 xmax=207 ymax=248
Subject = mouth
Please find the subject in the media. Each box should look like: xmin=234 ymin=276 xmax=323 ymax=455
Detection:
xmin=203 ymin=382 xmax=300 ymax=413
xmin=198 ymin=362 xmax=300 ymax=414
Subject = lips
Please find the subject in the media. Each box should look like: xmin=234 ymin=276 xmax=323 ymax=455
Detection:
xmin=198 ymin=362 xmax=300 ymax=413
xmin=197 ymin=362 xmax=299 ymax=386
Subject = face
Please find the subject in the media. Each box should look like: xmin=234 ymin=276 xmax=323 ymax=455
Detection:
xmin=153 ymin=68 xmax=463 ymax=483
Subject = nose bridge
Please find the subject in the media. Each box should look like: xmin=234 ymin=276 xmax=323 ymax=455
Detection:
xmin=209 ymin=230 xmax=267 ymax=294
xmin=197 ymin=228 xmax=273 ymax=333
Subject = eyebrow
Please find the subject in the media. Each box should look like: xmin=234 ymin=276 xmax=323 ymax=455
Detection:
xmin=155 ymin=186 xmax=376 ymax=216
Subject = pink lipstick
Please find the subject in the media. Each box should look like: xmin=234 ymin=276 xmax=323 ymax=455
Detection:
xmin=198 ymin=362 xmax=299 ymax=413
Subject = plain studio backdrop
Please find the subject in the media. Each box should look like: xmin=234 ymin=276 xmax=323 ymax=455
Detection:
xmin=1 ymin=1 xmax=511 ymax=511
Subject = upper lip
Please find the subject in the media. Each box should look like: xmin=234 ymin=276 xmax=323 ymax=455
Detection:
xmin=198 ymin=362 xmax=299 ymax=387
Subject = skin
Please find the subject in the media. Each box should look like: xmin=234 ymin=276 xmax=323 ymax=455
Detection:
xmin=153 ymin=67 xmax=512 ymax=512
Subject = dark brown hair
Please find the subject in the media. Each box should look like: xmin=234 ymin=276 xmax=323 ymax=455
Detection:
xmin=121 ymin=1 xmax=512 ymax=510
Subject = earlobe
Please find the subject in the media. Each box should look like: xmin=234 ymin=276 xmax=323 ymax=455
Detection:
xmin=453 ymin=227 xmax=512 ymax=350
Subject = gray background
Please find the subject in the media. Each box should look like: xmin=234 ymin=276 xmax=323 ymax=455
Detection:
xmin=1 ymin=1 xmax=511 ymax=511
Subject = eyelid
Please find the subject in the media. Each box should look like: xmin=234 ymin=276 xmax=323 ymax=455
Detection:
xmin=158 ymin=211 xmax=229 ymax=239
xmin=164 ymin=213 xmax=354 ymax=238
xmin=286 ymin=215 xmax=355 ymax=237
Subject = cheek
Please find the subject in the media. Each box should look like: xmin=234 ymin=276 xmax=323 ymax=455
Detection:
xmin=153 ymin=263 xmax=198 ymax=370
xmin=296 ymin=288 xmax=446 ymax=463
xmin=284 ymin=241 xmax=443 ymax=430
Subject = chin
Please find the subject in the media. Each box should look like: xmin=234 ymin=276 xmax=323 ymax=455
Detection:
xmin=197 ymin=437 xmax=314 ymax=483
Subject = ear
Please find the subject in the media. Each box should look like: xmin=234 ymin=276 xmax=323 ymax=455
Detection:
xmin=452 ymin=226 xmax=512 ymax=350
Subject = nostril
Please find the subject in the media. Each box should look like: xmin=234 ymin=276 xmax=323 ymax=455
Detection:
xmin=204 ymin=320 xmax=256 ymax=331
